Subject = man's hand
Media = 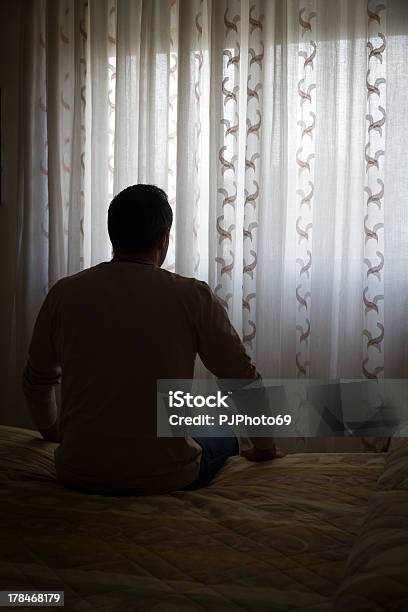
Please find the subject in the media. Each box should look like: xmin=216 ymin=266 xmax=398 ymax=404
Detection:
xmin=242 ymin=444 xmax=286 ymax=462
xmin=39 ymin=420 xmax=61 ymax=443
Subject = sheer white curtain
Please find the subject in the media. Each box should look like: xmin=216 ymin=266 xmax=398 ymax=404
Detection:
xmin=9 ymin=0 xmax=408 ymax=428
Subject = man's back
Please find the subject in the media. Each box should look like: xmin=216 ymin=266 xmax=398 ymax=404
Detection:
xmin=24 ymin=260 xmax=258 ymax=494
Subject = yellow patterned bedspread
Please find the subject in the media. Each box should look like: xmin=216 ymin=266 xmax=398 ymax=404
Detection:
xmin=0 ymin=426 xmax=385 ymax=611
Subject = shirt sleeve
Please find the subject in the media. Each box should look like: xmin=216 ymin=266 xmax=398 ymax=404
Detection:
xmin=193 ymin=280 xmax=275 ymax=454
xmin=194 ymin=280 xmax=259 ymax=380
xmin=22 ymin=287 xmax=62 ymax=430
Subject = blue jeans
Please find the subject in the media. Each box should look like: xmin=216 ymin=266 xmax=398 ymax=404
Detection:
xmin=184 ymin=435 xmax=239 ymax=490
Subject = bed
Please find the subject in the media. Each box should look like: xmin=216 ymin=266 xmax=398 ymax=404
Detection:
xmin=0 ymin=425 xmax=407 ymax=611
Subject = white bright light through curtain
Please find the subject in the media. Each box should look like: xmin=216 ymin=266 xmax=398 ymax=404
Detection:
xmin=15 ymin=0 xmax=408 ymax=398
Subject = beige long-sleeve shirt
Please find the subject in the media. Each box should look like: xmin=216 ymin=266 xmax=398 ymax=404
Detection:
xmin=22 ymin=261 xmax=260 ymax=494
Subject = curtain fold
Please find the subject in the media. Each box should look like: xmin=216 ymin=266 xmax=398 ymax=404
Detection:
xmin=175 ymin=0 xmax=206 ymax=278
xmin=384 ymin=0 xmax=408 ymax=378
xmin=7 ymin=0 xmax=408 ymax=438
xmin=13 ymin=0 xmax=49 ymax=414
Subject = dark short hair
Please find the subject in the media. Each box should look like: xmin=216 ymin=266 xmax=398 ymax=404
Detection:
xmin=108 ymin=184 xmax=173 ymax=253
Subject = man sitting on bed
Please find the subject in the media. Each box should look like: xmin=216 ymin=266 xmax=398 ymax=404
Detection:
xmin=22 ymin=184 xmax=283 ymax=495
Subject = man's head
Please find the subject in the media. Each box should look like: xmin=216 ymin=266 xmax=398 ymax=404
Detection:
xmin=108 ymin=184 xmax=173 ymax=266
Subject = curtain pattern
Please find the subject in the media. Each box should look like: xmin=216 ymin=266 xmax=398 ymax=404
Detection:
xmin=294 ymin=2 xmax=316 ymax=378
xmin=363 ymin=4 xmax=386 ymax=380
xmin=213 ymin=1 xmax=242 ymax=338
xmin=12 ymin=0 xmax=408 ymax=437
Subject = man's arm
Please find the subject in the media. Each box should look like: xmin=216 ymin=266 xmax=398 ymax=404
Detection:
xmin=22 ymin=288 xmax=62 ymax=442
xmin=193 ymin=281 xmax=283 ymax=461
